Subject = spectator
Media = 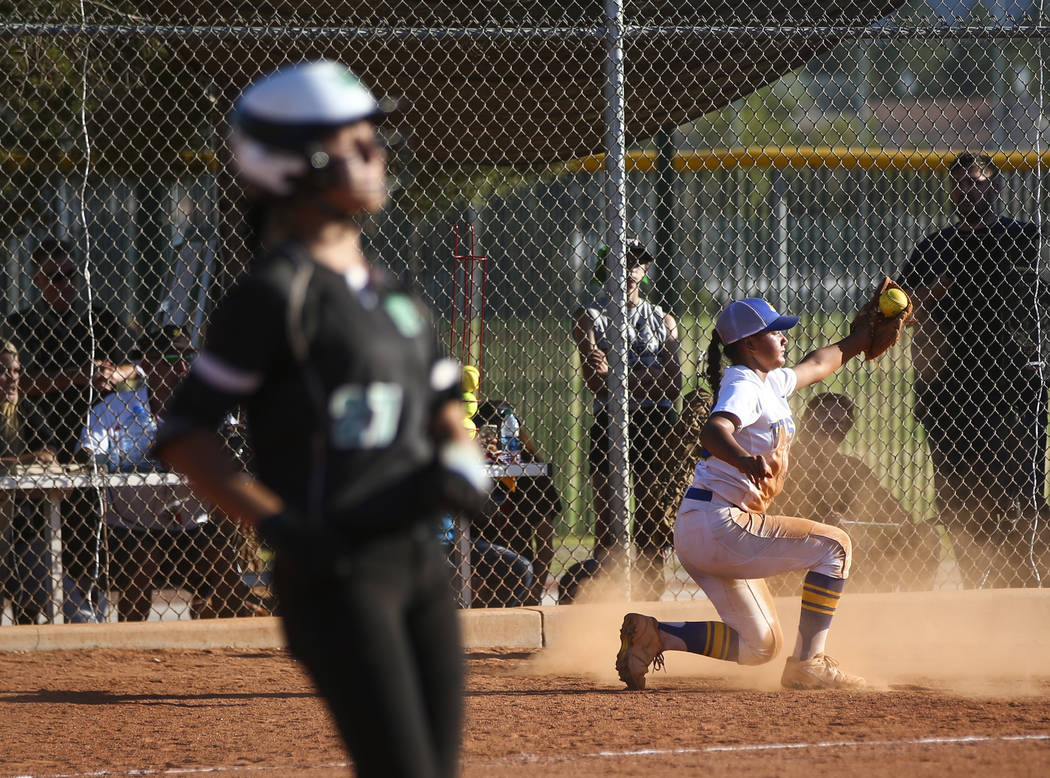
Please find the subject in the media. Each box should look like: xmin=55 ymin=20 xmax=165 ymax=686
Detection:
xmin=473 ymin=398 xmax=558 ymax=605
xmin=438 ymin=515 xmax=534 ymax=609
xmin=768 ymin=392 xmax=940 ymax=593
xmin=4 ymin=237 xmax=136 ymax=609
xmin=78 ymin=326 xmax=253 ymax=620
xmin=899 ymin=153 xmax=1050 ymax=588
xmin=6 ymin=237 xmax=135 ymax=459
xmin=0 ymin=340 xmax=101 ymax=623
xmin=566 ymin=238 xmax=682 ymax=602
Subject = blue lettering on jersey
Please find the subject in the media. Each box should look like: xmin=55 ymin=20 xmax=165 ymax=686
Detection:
xmin=329 ymin=382 xmax=404 ymax=449
xmin=384 ymin=294 xmax=425 ymax=338
xmin=769 ymin=417 xmax=795 ymax=449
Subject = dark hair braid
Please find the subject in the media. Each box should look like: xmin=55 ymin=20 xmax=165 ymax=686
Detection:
xmin=706 ymin=329 xmax=724 ymax=400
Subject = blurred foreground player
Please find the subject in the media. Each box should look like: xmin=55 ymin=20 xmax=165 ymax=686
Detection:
xmin=154 ymin=61 xmax=489 ymax=778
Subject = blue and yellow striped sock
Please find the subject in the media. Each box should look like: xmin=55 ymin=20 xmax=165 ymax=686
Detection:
xmin=797 ymin=571 xmax=846 ymax=659
xmin=659 ymin=621 xmax=740 ymax=662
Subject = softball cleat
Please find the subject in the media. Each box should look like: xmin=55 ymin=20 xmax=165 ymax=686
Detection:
xmin=615 ymin=612 xmax=665 ymax=690
xmin=781 ymin=653 xmax=866 ymax=690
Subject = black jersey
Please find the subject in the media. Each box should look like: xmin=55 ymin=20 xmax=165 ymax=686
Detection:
xmin=899 ymin=217 xmax=1046 ymax=380
xmin=158 ymin=241 xmax=460 ymax=531
xmin=4 ymin=303 xmax=130 ymax=457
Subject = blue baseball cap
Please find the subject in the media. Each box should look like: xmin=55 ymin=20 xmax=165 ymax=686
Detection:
xmin=715 ymin=298 xmax=799 ymax=345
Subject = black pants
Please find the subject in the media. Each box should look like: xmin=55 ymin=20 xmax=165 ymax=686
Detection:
xmin=917 ymin=374 xmax=1050 ymax=587
xmin=588 ymin=404 xmax=677 ymax=551
xmin=579 ymin=405 xmax=676 ymax=601
xmin=273 ymin=522 xmax=463 ymax=778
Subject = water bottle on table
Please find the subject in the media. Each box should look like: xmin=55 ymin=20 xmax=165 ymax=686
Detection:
xmin=499 ymin=409 xmax=522 ymax=465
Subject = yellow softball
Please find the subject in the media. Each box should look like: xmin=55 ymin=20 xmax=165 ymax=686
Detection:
xmin=879 ymin=287 xmax=909 ymax=317
xmin=462 ymin=391 xmax=478 ymax=419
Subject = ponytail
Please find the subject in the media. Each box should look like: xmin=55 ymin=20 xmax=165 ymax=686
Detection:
xmin=706 ymin=329 xmax=724 ymax=400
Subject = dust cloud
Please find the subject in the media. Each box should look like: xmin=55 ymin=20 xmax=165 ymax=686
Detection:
xmin=524 ymin=580 xmax=1050 ymax=697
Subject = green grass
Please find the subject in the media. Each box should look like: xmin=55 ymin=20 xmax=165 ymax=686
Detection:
xmin=786 ymin=315 xmax=939 ymax=520
xmin=463 ymin=311 xmax=947 ymax=548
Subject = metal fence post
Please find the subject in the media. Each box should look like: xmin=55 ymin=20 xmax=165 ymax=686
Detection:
xmin=603 ymin=0 xmax=631 ymax=598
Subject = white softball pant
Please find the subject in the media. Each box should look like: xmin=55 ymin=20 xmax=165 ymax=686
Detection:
xmin=673 ymin=491 xmax=851 ymax=665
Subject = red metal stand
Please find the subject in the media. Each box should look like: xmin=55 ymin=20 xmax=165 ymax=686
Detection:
xmin=450 ymin=222 xmax=488 ymax=398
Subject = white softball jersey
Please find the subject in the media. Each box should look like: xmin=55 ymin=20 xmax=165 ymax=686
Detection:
xmin=692 ymin=365 xmax=797 ymax=513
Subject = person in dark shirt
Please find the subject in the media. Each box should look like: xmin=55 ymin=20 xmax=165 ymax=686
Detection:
xmin=154 ymin=61 xmax=489 ymax=778
xmin=899 ymin=153 xmax=1050 ymax=588
xmin=768 ymin=392 xmax=941 ymax=593
xmin=0 ymin=340 xmax=100 ymax=623
xmin=472 ymin=398 xmax=558 ymax=606
xmin=5 ymin=238 xmax=136 ymax=606
xmin=5 ymin=238 xmax=134 ymax=460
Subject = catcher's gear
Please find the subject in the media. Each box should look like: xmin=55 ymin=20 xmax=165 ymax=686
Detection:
xmin=852 ymin=277 xmax=915 ymax=360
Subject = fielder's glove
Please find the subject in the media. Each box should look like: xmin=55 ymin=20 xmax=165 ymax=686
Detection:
xmin=850 ymin=276 xmax=915 ymax=360
xmin=432 ymin=440 xmax=492 ymax=519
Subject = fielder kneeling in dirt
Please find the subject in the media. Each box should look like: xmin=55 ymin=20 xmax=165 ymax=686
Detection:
xmin=617 ymin=286 xmax=911 ymax=691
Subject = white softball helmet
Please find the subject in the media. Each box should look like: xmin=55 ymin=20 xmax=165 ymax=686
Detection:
xmin=229 ymin=60 xmax=386 ymax=197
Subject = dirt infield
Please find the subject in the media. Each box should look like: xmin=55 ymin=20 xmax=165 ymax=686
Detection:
xmin=2 ymin=593 xmax=1050 ymax=777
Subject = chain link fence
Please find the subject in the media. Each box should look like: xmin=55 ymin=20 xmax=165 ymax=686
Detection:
xmin=1 ymin=1 xmax=1049 ymax=622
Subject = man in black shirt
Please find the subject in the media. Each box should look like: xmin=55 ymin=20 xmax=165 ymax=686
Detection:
xmin=4 ymin=238 xmax=134 ymax=611
xmin=899 ymin=153 xmax=1050 ymax=588
xmin=6 ymin=238 xmax=135 ymax=460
